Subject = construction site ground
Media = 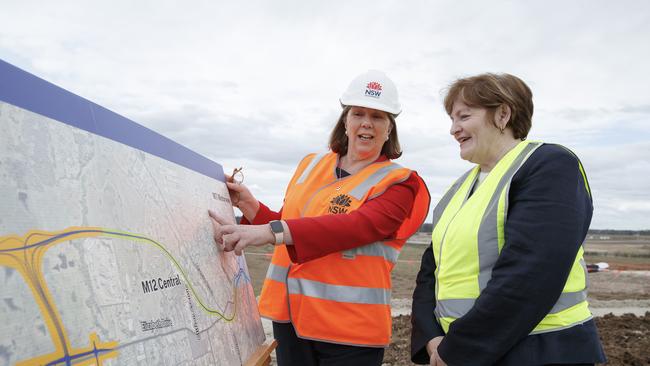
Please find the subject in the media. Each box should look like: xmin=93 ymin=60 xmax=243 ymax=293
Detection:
xmin=244 ymin=234 xmax=650 ymax=366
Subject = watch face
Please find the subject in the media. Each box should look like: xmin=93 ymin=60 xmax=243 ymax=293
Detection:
xmin=270 ymin=220 xmax=283 ymax=233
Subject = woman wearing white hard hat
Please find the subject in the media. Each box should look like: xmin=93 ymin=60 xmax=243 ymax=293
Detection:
xmin=209 ymin=70 xmax=430 ymax=365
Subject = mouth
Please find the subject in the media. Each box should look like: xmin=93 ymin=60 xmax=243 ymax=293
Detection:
xmin=458 ymin=136 xmax=470 ymax=145
xmin=358 ymin=134 xmax=374 ymax=141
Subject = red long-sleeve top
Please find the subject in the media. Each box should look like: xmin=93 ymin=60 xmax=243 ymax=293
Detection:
xmin=241 ymin=172 xmax=419 ymax=263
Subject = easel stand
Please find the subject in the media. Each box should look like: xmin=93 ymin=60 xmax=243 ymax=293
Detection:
xmin=244 ymin=339 xmax=278 ymax=366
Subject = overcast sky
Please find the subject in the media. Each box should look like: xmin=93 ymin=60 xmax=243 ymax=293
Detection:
xmin=2 ymin=0 xmax=649 ymax=230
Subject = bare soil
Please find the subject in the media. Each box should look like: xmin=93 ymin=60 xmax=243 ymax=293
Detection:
xmin=384 ymin=312 xmax=650 ymax=366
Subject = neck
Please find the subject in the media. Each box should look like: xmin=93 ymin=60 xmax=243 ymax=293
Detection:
xmin=340 ymin=152 xmax=380 ymax=174
xmin=480 ymin=138 xmax=522 ymax=172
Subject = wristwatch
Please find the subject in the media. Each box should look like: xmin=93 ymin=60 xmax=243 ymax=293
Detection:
xmin=269 ymin=220 xmax=284 ymax=245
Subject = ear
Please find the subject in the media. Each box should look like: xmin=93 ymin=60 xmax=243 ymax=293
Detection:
xmin=495 ymin=104 xmax=512 ymax=129
xmin=382 ymin=122 xmax=392 ymax=141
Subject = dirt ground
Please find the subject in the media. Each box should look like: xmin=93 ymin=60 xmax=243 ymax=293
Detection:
xmin=245 ymin=236 xmax=650 ymax=365
xmin=387 ymin=268 xmax=650 ymax=365
xmin=384 ymin=312 xmax=650 ymax=366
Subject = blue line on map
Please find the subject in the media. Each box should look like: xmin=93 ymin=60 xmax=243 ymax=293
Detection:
xmin=234 ymin=256 xmax=251 ymax=284
xmin=0 ymin=229 xmax=134 ymax=253
xmin=0 ymin=228 xmax=252 ymax=287
xmin=45 ymin=342 xmax=115 ymax=366
xmin=0 ymin=59 xmax=224 ymax=182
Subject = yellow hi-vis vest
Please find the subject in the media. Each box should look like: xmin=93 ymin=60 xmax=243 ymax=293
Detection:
xmin=431 ymin=141 xmax=592 ymax=334
xmin=258 ymin=152 xmax=430 ymax=347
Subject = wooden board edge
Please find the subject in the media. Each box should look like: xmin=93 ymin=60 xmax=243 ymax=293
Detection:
xmin=243 ymin=339 xmax=278 ymax=366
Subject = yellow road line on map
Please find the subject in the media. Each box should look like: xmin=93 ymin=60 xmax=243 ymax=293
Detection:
xmin=1 ymin=227 xmax=241 ymax=365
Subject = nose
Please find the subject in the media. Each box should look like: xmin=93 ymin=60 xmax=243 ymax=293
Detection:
xmin=450 ymin=121 xmax=460 ymax=136
xmin=361 ymin=117 xmax=372 ymax=128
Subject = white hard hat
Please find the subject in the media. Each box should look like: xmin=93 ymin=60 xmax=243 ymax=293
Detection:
xmin=340 ymin=70 xmax=401 ymax=115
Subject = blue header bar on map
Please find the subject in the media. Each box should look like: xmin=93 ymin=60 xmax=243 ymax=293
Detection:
xmin=0 ymin=59 xmax=225 ymax=182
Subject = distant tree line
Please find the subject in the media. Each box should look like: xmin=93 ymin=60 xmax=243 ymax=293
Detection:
xmin=587 ymin=229 xmax=650 ymax=236
xmin=418 ymin=224 xmax=649 ymax=236
xmin=236 ymin=217 xmax=648 ymax=236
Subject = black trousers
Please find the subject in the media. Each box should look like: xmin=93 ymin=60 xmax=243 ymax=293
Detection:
xmin=272 ymin=321 xmax=384 ymax=366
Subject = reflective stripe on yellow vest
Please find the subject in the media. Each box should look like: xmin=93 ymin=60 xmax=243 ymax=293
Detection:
xmin=258 ymin=152 xmax=430 ymax=346
xmin=431 ymin=141 xmax=592 ymax=334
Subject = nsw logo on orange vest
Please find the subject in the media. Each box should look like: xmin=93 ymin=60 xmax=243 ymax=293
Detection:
xmin=328 ymin=194 xmax=351 ymax=214
xmin=365 ymin=81 xmax=382 ymax=98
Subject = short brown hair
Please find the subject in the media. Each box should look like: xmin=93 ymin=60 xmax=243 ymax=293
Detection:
xmin=328 ymin=106 xmax=403 ymax=159
xmin=443 ymin=73 xmax=533 ymax=139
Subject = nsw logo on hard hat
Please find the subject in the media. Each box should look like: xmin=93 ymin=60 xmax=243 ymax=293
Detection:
xmin=365 ymin=81 xmax=382 ymax=98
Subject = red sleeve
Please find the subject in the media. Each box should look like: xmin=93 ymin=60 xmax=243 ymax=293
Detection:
xmin=239 ymin=201 xmax=281 ymax=225
xmin=285 ymin=172 xmax=419 ymax=263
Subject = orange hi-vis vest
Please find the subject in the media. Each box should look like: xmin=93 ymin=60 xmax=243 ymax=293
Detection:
xmin=258 ymin=152 xmax=430 ymax=347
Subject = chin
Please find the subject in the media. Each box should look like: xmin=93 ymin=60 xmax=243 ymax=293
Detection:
xmin=459 ymin=150 xmax=471 ymax=162
xmin=352 ymin=146 xmax=378 ymax=157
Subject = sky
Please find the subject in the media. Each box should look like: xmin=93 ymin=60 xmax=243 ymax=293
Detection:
xmin=1 ymin=0 xmax=649 ymax=230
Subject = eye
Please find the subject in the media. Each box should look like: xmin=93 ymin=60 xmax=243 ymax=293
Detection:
xmin=460 ymin=114 xmax=470 ymax=120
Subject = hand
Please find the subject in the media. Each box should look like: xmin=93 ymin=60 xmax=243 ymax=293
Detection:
xmin=426 ymin=336 xmax=447 ymax=366
xmin=225 ymin=171 xmax=259 ymax=221
xmin=208 ymin=210 xmax=274 ymax=255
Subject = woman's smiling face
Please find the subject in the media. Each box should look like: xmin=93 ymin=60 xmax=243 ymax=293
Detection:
xmin=449 ymin=98 xmax=504 ymax=169
xmin=345 ymin=106 xmax=392 ymax=160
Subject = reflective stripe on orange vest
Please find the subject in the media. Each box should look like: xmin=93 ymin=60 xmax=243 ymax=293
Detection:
xmin=288 ymin=278 xmax=391 ymax=305
xmin=341 ymin=241 xmax=401 ymax=263
xmin=258 ymin=152 xmax=430 ymax=346
xmin=266 ymin=263 xmax=288 ymax=283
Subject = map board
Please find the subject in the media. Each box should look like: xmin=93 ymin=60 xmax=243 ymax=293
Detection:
xmin=0 ymin=60 xmax=265 ymax=365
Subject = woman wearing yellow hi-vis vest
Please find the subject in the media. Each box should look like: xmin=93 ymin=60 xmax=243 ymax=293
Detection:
xmin=209 ymin=70 xmax=430 ymax=366
xmin=410 ymin=73 xmax=606 ymax=366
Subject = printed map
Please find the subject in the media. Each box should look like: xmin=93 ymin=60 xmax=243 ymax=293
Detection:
xmin=0 ymin=100 xmax=265 ymax=365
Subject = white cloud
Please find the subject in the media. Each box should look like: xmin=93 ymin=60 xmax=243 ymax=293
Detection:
xmin=1 ymin=0 xmax=649 ymax=229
